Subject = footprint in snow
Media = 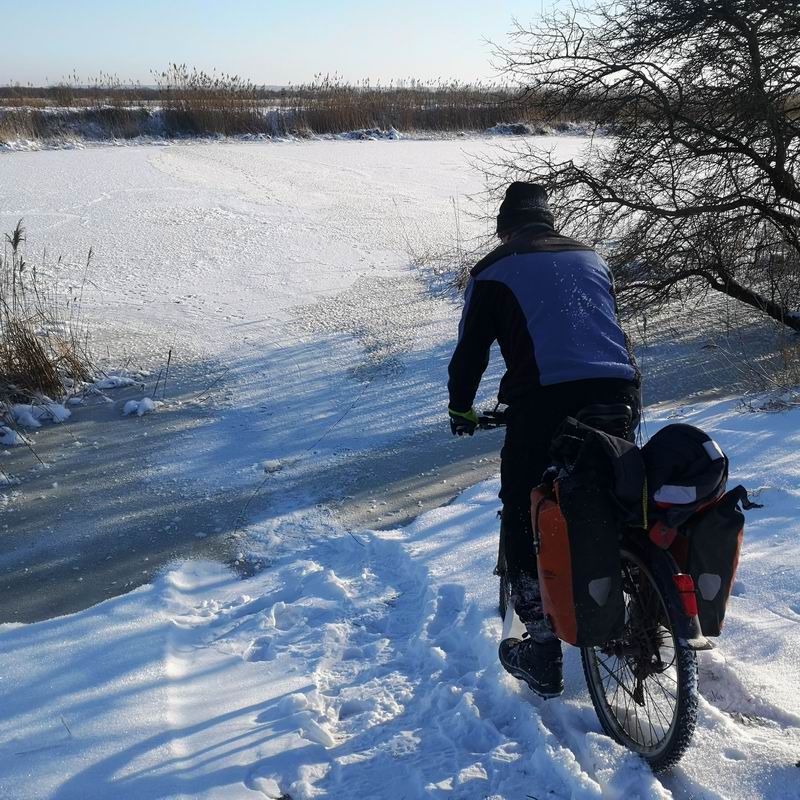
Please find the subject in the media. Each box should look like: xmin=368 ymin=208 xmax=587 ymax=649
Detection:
xmin=243 ymin=769 xmax=287 ymax=799
xmin=271 ymin=601 xmax=304 ymax=632
xmin=427 ymin=584 xmax=466 ymax=639
xmin=243 ymin=636 xmax=274 ymax=662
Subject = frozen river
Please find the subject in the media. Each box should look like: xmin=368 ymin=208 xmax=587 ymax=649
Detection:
xmin=0 ymin=137 xmax=546 ymax=620
xmin=1 ymin=140 xmax=796 ymax=800
xmin=0 ymin=136 xmax=779 ymax=622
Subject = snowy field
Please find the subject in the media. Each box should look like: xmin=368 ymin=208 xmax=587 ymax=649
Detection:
xmin=0 ymin=139 xmax=798 ymax=798
xmin=1 ymin=399 xmax=798 ymax=799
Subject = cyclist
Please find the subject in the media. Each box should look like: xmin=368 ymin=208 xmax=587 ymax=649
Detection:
xmin=447 ymin=181 xmax=640 ymax=698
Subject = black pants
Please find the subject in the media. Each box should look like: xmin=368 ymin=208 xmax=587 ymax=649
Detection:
xmin=499 ymin=378 xmax=640 ymax=640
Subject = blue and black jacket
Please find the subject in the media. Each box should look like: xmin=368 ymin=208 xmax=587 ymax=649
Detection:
xmin=447 ymin=226 xmax=638 ymax=411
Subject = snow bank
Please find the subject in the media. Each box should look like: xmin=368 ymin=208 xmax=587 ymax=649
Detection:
xmin=1 ymin=120 xmax=601 ymax=154
xmin=0 ymin=425 xmax=28 ymax=447
xmin=334 ymin=127 xmax=402 ymax=141
xmin=8 ymin=402 xmax=71 ymax=428
xmin=0 ymin=397 xmax=797 ymax=799
xmin=485 ymin=121 xmax=599 ymax=137
xmin=94 ymin=375 xmax=139 ymax=390
xmin=122 ymin=397 xmax=157 ymax=417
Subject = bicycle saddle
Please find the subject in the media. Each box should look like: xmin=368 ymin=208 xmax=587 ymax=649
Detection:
xmin=575 ymin=403 xmax=633 ymax=438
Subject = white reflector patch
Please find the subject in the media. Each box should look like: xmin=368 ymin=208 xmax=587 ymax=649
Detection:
xmin=588 ymin=577 xmax=611 ymax=606
xmin=703 ymin=439 xmax=725 ymax=461
xmin=698 ymin=573 xmax=722 ymax=601
xmin=654 ymin=484 xmax=697 ymax=504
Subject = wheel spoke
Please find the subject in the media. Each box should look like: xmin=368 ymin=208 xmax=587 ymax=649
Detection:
xmin=598 ymin=657 xmax=639 ymax=704
xmin=642 ymin=672 xmax=673 ymax=734
xmin=582 ymin=547 xmax=698 ymax=764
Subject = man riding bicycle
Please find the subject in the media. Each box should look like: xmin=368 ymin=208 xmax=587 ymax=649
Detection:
xmin=447 ymin=182 xmax=640 ymax=698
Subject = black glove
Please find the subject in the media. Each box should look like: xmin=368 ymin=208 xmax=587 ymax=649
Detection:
xmin=449 ymin=407 xmax=478 ymax=436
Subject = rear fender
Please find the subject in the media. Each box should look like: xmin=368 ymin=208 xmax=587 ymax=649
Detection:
xmin=629 ymin=536 xmax=713 ymax=652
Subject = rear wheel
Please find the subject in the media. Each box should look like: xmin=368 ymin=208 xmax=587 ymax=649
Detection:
xmin=581 ymin=547 xmax=698 ymax=772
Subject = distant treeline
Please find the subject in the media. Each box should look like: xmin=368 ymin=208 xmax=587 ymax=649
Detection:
xmin=0 ymin=65 xmax=583 ymax=144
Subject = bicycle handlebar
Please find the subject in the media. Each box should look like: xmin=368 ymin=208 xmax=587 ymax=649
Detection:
xmin=477 ymin=409 xmax=508 ymax=429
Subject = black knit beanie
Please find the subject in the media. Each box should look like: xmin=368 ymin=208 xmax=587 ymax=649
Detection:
xmin=496 ymin=182 xmax=555 ymax=236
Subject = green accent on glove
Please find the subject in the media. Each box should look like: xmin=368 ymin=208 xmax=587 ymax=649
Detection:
xmin=448 ymin=407 xmax=479 ymax=424
xmin=448 ymin=407 xmax=479 ymax=436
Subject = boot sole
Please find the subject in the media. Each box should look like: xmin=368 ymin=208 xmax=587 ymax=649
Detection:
xmin=499 ymin=659 xmax=564 ymax=699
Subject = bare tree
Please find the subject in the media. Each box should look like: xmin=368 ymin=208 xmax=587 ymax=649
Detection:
xmin=494 ymin=0 xmax=800 ymax=329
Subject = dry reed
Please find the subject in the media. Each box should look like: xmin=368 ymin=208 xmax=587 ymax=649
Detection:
xmin=0 ymin=67 xmax=558 ymax=144
xmin=0 ymin=221 xmax=93 ymax=400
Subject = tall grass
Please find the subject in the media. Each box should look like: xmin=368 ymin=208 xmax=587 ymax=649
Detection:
xmin=0 ymin=222 xmax=92 ymax=399
xmin=0 ymin=67 xmax=560 ymax=144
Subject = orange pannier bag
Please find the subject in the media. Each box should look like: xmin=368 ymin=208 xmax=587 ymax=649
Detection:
xmin=531 ymin=475 xmax=625 ymax=647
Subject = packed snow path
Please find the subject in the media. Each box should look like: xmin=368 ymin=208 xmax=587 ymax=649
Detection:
xmin=1 ymin=398 xmax=798 ymax=799
xmin=0 ymin=139 xmax=785 ymax=622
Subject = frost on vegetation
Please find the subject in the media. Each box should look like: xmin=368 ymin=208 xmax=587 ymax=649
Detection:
xmin=485 ymin=120 xmax=597 ymax=137
xmin=486 ymin=122 xmax=546 ymax=136
xmin=335 ymin=127 xmax=402 ymax=141
xmin=741 ymin=389 xmax=800 ymax=412
xmin=122 ymin=397 xmax=158 ymax=417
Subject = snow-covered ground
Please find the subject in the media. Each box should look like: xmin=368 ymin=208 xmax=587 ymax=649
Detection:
xmin=1 ymin=139 xmax=798 ymax=797
xmin=1 ymin=397 xmax=798 ymax=799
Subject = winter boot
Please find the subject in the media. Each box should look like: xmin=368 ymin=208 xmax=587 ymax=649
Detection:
xmin=498 ymin=636 xmax=563 ymax=698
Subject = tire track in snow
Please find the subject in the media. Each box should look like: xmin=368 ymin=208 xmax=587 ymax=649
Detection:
xmin=231 ymin=513 xmax=671 ymax=798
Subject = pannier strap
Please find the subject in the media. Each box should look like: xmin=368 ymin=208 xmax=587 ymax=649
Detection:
xmin=732 ymin=485 xmax=764 ymax=510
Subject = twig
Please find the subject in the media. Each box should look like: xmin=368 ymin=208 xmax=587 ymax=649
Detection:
xmin=150 ymin=366 xmax=163 ymax=400
xmin=191 ymin=367 xmax=231 ymax=402
xmin=162 ymin=348 xmax=173 ymax=400
xmin=347 ymin=530 xmax=367 ymax=548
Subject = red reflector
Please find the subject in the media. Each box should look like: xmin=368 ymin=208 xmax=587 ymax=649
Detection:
xmin=672 ymin=574 xmax=698 ymax=617
xmin=649 ymin=521 xmax=678 ymax=549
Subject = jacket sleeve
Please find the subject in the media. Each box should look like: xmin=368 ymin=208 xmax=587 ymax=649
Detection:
xmin=447 ymin=278 xmax=497 ymax=411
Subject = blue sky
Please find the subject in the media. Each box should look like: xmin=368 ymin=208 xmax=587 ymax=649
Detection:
xmin=4 ymin=0 xmax=553 ymax=86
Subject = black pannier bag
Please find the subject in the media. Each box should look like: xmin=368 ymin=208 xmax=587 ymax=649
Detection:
xmin=681 ymin=486 xmax=752 ymax=636
xmin=641 ymin=424 xmax=761 ymax=637
xmin=533 ymin=419 xmax=646 ymax=646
